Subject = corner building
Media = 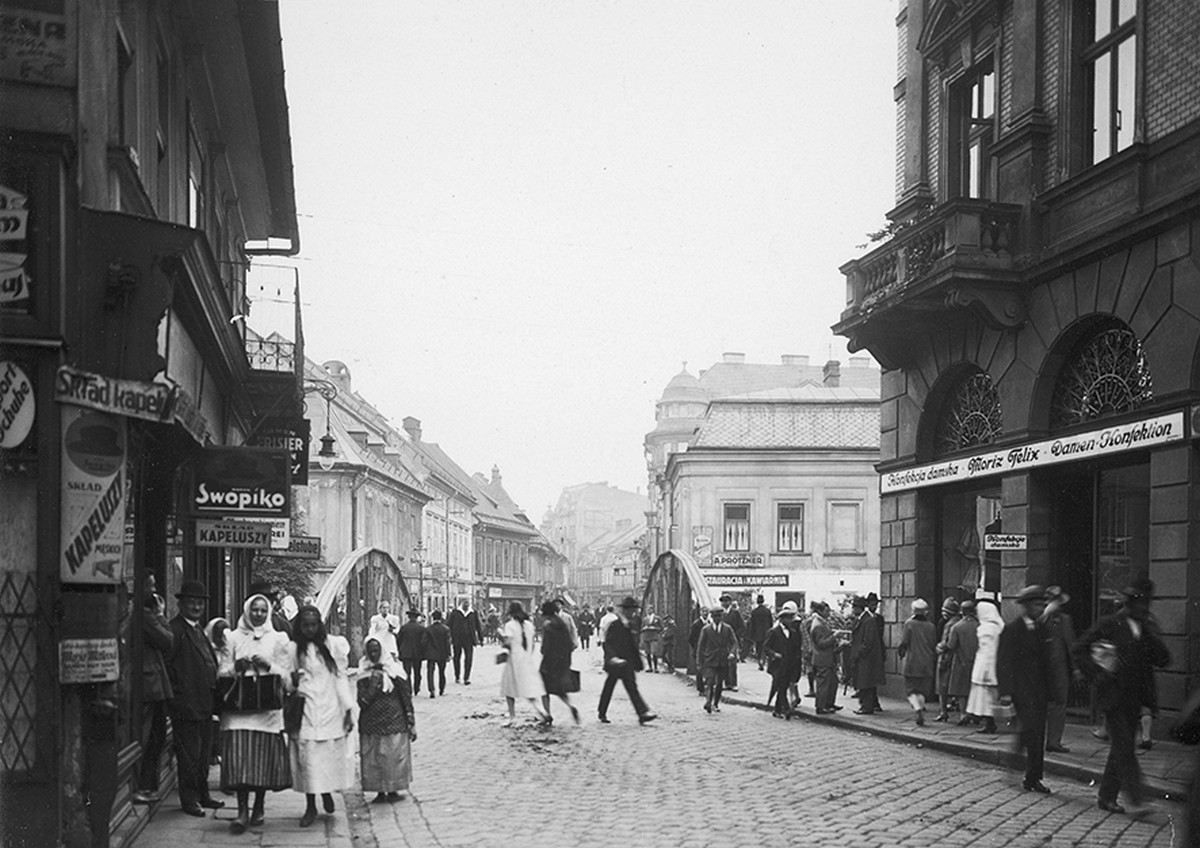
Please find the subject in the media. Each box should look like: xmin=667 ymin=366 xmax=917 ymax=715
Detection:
xmin=837 ymin=0 xmax=1200 ymax=721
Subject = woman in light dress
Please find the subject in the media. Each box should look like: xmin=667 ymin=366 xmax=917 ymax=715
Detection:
xmin=219 ymin=595 xmax=293 ymax=834
xmin=290 ymin=605 xmax=354 ymax=828
xmin=499 ymin=601 xmax=549 ymax=727
xmin=967 ymin=598 xmax=1004 ymax=734
xmin=357 ymin=636 xmax=416 ymax=802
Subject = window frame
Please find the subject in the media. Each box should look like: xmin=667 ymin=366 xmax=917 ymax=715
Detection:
xmin=722 ymin=502 xmax=751 ymax=553
xmin=1077 ymin=0 xmax=1142 ymax=168
xmin=946 ymin=57 xmax=996 ymax=200
xmin=826 ymin=501 xmax=864 ymax=555
xmin=776 ymin=502 xmax=806 ymax=554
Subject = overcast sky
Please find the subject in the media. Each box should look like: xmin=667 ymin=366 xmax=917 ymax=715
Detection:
xmin=253 ymin=1 xmax=898 ymax=518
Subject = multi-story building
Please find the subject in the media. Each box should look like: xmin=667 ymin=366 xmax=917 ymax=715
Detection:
xmin=540 ymin=481 xmax=649 ymax=584
xmin=570 ymin=519 xmax=649 ymax=605
xmin=836 ymin=0 xmax=1200 ymax=716
xmin=470 ymin=466 xmax=544 ymax=614
xmin=0 ymin=3 xmax=301 ymax=845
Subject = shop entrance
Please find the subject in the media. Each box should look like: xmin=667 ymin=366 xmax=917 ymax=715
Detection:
xmin=935 ymin=484 xmax=1002 ymax=604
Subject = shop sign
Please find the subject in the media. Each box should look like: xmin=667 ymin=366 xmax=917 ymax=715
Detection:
xmin=195 ymin=519 xmax=271 ymax=549
xmin=60 ymin=407 xmax=126 ymax=584
xmin=880 ymin=410 xmax=1186 ymax=494
xmin=247 ymin=417 xmax=311 ymax=485
xmin=488 ymin=586 xmax=502 ymax=598
xmin=710 ymin=552 xmax=765 ymax=568
xmin=54 ymin=364 xmax=174 ymax=423
xmin=0 ymin=183 xmax=31 ymax=305
xmin=190 ymin=447 xmax=291 ymax=518
xmin=59 ymin=580 xmax=119 ymax=682
xmin=984 ymin=533 xmax=1027 ymax=550
xmin=260 ymin=535 xmax=321 ymax=560
xmin=707 ymin=573 xmax=789 ymax=587
xmin=267 ymin=518 xmax=291 ymax=550
xmin=60 ymin=639 xmax=119 ymax=683
xmin=692 ymin=527 xmax=712 ymax=567
xmin=0 ymin=360 xmax=35 ymax=448
xmin=170 ymin=386 xmax=212 ymax=445
xmin=0 ymin=3 xmax=77 ymax=87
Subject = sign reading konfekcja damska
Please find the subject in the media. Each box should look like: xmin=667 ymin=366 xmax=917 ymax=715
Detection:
xmin=189 ymin=447 xmax=291 ymax=519
xmin=61 ymin=407 xmax=127 ymax=584
xmin=880 ymin=410 xmax=1186 ymax=494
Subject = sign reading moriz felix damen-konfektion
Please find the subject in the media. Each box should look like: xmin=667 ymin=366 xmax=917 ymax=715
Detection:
xmin=190 ymin=447 xmax=291 ymax=519
xmin=880 ymin=410 xmax=1186 ymax=494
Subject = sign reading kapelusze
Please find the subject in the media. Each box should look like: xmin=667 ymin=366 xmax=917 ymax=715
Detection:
xmin=881 ymin=410 xmax=1186 ymax=494
xmin=710 ymin=552 xmax=765 ymax=568
xmin=190 ymin=447 xmax=291 ymax=519
xmin=195 ymin=519 xmax=272 ymax=549
xmin=247 ymin=417 xmax=310 ymax=485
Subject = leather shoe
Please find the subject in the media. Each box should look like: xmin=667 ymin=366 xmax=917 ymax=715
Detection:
xmin=200 ymin=798 xmax=225 ymax=809
xmin=638 ymin=713 xmax=658 ymax=725
xmin=181 ymin=805 xmax=205 ymax=818
xmin=1098 ymin=799 xmax=1126 ymax=814
xmin=853 ymin=709 xmax=876 ymax=715
xmin=1046 ymin=744 xmax=1071 ymax=753
xmin=299 ymin=809 xmax=318 ymax=828
xmin=1023 ymin=780 xmax=1051 ymax=794
xmin=815 ymin=708 xmax=834 ymax=714
xmin=597 ymin=716 xmax=610 ymax=723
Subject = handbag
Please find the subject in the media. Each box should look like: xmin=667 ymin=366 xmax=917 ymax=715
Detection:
xmin=220 ymin=670 xmax=284 ymax=712
xmin=563 ymin=669 xmax=581 ymax=693
xmin=495 ymin=650 xmax=509 ymax=665
xmin=283 ymin=692 xmax=305 ymax=736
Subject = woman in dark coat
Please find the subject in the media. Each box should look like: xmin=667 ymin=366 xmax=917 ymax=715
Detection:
xmin=897 ymin=599 xmax=937 ymax=726
xmin=934 ymin=598 xmax=962 ymax=721
xmin=357 ymin=637 xmax=415 ymax=803
xmin=539 ymin=601 xmax=579 ymax=724
xmin=946 ymin=600 xmax=980 ymax=725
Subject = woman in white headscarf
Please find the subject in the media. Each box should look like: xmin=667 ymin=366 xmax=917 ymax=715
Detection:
xmin=221 ymin=594 xmax=294 ymax=834
xmin=357 ymin=636 xmax=416 ymax=802
xmin=967 ymin=598 xmax=1004 ymax=734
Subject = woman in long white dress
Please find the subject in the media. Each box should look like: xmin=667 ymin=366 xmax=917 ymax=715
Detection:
xmin=499 ymin=601 xmax=549 ymax=727
xmin=967 ymin=599 xmax=1004 ymax=734
xmin=290 ymin=605 xmax=354 ymax=828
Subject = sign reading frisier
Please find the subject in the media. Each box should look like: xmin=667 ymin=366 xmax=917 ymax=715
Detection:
xmin=190 ymin=447 xmax=291 ymax=519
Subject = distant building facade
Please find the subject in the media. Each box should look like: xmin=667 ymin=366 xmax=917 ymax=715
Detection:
xmin=541 ymin=481 xmax=650 ymax=584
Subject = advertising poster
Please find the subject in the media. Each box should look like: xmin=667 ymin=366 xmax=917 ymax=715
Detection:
xmin=60 ymin=407 xmax=126 ymax=584
xmin=190 ymin=447 xmax=291 ymax=519
xmin=0 ymin=360 xmax=35 ymax=448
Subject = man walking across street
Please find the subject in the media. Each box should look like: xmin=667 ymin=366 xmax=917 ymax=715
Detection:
xmin=397 ymin=608 xmax=427 ymax=695
xmin=447 ymin=599 xmax=482 ymax=685
xmin=697 ymin=605 xmax=738 ymax=714
xmin=597 ymin=596 xmax=656 ymax=725
xmin=166 ymin=580 xmax=224 ymax=817
xmin=1041 ymin=585 xmax=1076 ymax=753
xmin=423 ymin=609 xmax=452 ymax=697
xmin=996 ymin=585 xmax=1054 ymax=794
xmin=748 ymin=594 xmax=773 ymax=669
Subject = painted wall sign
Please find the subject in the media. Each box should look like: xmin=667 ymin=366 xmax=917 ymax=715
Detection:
xmin=706 ymin=573 xmax=789 ymax=587
xmin=0 ymin=360 xmax=35 ymax=448
xmin=260 ymin=535 xmax=321 ymax=560
xmin=710 ymin=552 xmax=766 ymax=568
xmin=59 ymin=639 xmax=119 ymax=683
xmin=248 ymin=417 xmax=310 ymax=485
xmin=190 ymin=447 xmax=291 ymax=518
xmin=0 ymin=2 xmax=77 ymax=87
xmin=60 ymin=408 xmax=126 ymax=584
xmin=691 ymin=528 xmax=712 ymax=568
xmin=880 ymin=410 xmax=1186 ymax=493
xmin=195 ymin=519 xmax=271 ymax=549
xmin=984 ymin=533 xmax=1027 ymax=550
xmin=54 ymin=364 xmax=174 ymax=423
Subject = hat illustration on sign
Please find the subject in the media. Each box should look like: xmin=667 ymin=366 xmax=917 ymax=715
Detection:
xmin=68 ymin=424 xmax=122 ymax=456
xmin=65 ymin=414 xmax=125 ymax=478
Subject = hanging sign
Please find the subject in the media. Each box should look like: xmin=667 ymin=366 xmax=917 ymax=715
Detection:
xmin=0 ymin=360 xmax=35 ymax=448
xmin=881 ymin=410 xmax=1186 ymax=493
xmin=54 ymin=364 xmax=174 ymax=423
xmin=707 ymin=573 xmax=789 ymax=587
xmin=195 ymin=519 xmax=272 ymax=549
xmin=984 ymin=533 xmax=1027 ymax=550
xmin=266 ymin=518 xmax=291 ymax=550
xmin=247 ymin=417 xmax=310 ymax=485
xmin=190 ymin=447 xmax=291 ymax=518
xmin=60 ymin=408 xmax=126 ymax=584
xmin=260 ymin=535 xmax=321 ymax=560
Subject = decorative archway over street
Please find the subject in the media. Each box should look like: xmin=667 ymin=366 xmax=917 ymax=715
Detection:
xmin=314 ymin=546 xmax=412 ymax=665
xmin=642 ymin=549 xmax=718 ymax=671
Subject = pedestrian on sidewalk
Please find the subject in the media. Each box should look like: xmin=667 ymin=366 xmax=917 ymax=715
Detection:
xmin=719 ymin=595 xmax=746 ymax=690
xmin=809 ymin=601 xmax=845 ymax=714
xmin=688 ymin=608 xmax=708 ymax=694
xmin=802 ymin=603 xmax=819 ymax=698
xmin=748 ymin=595 xmax=773 ymax=670
xmin=660 ymin=616 xmax=677 ymax=672
xmin=946 ymin=600 xmax=979 ymax=725
xmin=447 ymin=599 xmax=482 ymax=685
xmin=499 ymin=601 xmax=550 ymax=727
xmin=849 ymin=595 xmax=883 ymax=715
xmin=968 ymin=599 xmax=1003 ymax=734
xmin=697 ymin=605 xmax=738 ymax=714
xmin=422 ymin=609 xmax=451 ymax=698
xmin=934 ymin=598 xmax=962 ymax=721
xmin=996 ymin=585 xmax=1053 ymax=795
xmin=640 ymin=607 xmax=662 ymax=672
xmin=357 ymin=636 xmax=415 ymax=803
xmin=221 ymin=594 xmax=294 ymax=834
xmin=597 ymin=596 xmax=657 ymax=725
xmin=765 ymin=601 xmax=802 ymax=718
xmin=539 ymin=600 xmax=580 ymax=725
xmin=897 ymin=599 xmax=936 ymax=725
xmin=597 ymin=604 xmax=618 ymax=649
xmin=1073 ymin=576 xmax=1170 ymax=816
xmin=165 ymin=580 xmax=225 ymax=818
xmin=1040 ymin=586 xmax=1076 ymax=752
xmin=133 ymin=576 xmax=173 ymax=806
xmin=250 ymin=580 xmax=293 ymax=639
xmin=866 ymin=593 xmax=886 ymax=704
xmin=204 ymin=617 xmax=232 ymax=766
xmin=290 ymin=605 xmax=354 ymax=828
xmin=397 ymin=608 xmax=427 ymax=695
xmin=367 ymin=600 xmax=401 ymax=662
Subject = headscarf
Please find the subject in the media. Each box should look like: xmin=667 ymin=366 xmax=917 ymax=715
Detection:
xmin=359 ymin=636 xmax=405 ymax=692
xmin=237 ymin=594 xmax=276 ymax=640
xmin=205 ymin=617 xmax=231 ymax=650
xmin=232 ymin=594 xmax=281 ymax=666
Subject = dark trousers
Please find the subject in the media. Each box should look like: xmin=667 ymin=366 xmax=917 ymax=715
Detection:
xmin=704 ymin=666 xmax=725 ymax=706
xmin=772 ymin=674 xmax=792 ymax=714
xmin=724 ymin=658 xmax=739 ymax=688
xmin=752 ymin=639 xmax=767 ymax=667
xmin=1046 ymin=675 xmax=1070 ymax=747
xmin=857 ymin=686 xmax=880 ymax=713
xmin=693 ymin=651 xmax=704 ymax=692
xmin=452 ymin=642 xmax=475 ymax=682
xmin=1014 ymin=699 xmax=1047 ymax=784
xmin=598 ymin=664 xmax=649 ymax=718
xmin=403 ymin=659 xmax=423 ymax=692
xmin=138 ymin=700 xmax=168 ymax=791
xmin=426 ymin=660 xmax=447 ymax=694
xmin=170 ymin=712 xmax=214 ymax=808
xmin=1099 ymin=705 xmax=1144 ymax=804
xmin=814 ymin=665 xmax=837 ymax=711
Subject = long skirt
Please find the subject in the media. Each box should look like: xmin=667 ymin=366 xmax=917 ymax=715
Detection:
xmin=967 ymin=682 xmax=997 ymax=717
xmin=360 ymin=732 xmax=412 ymax=793
xmin=291 ymin=736 xmax=352 ymax=794
xmin=220 ymin=730 xmax=291 ymax=791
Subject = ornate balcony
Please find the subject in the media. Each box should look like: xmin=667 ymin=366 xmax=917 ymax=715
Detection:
xmin=835 ymin=199 xmax=1025 ymax=368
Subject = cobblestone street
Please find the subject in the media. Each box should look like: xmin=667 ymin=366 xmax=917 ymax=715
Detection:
xmin=349 ymin=645 xmax=1183 ymax=848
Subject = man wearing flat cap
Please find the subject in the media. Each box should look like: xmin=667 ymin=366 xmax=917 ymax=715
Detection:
xmin=1073 ymin=576 xmax=1169 ymax=815
xmin=166 ymin=580 xmax=223 ymax=816
xmin=996 ymin=585 xmax=1054 ymax=794
xmin=597 ymin=596 xmax=656 ymax=725
xmin=1040 ymin=586 xmax=1077 ymax=753
xmin=696 ymin=604 xmax=738 ymax=714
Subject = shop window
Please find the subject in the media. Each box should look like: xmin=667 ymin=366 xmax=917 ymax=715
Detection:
xmin=1050 ymin=325 xmax=1153 ymax=429
xmin=934 ymin=371 xmax=1003 ymax=456
xmin=1082 ymin=0 xmax=1138 ymax=165
xmin=949 ymin=61 xmax=995 ymax=199
xmin=776 ymin=503 xmax=805 ymax=552
xmin=723 ymin=503 xmax=750 ymax=551
xmin=827 ymin=502 xmax=863 ymax=554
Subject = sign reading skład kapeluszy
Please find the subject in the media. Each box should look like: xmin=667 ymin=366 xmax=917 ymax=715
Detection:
xmin=190 ymin=447 xmax=291 ymax=519
xmin=60 ymin=407 xmax=126 ymax=584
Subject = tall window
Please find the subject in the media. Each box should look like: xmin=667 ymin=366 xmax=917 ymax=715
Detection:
xmin=723 ymin=503 xmax=750 ymax=552
xmin=187 ymin=117 xmax=203 ymax=229
xmin=117 ymin=34 xmax=137 ymax=157
xmin=828 ymin=502 xmax=863 ymax=554
xmin=1084 ymin=0 xmax=1137 ymax=164
xmin=156 ymin=43 xmax=170 ymax=214
xmin=950 ymin=62 xmax=994 ymax=199
xmin=777 ymin=503 xmax=805 ymax=552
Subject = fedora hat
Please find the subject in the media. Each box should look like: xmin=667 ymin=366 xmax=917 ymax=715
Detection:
xmin=865 ymin=592 xmax=879 ymax=604
xmin=618 ymin=596 xmax=641 ymax=610
xmin=851 ymin=595 xmax=867 ymax=608
xmin=1122 ymin=576 xmax=1154 ymax=599
xmin=175 ymin=579 xmax=208 ymax=600
xmin=1016 ymin=585 xmax=1045 ymax=604
xmin=1045 ymin=585 xmax=1070 ymax=605
xmin=942 ymin=597 xmax=960 ymax=613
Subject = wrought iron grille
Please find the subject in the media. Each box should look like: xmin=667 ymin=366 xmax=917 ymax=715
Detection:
xmin=1051 ymin=327 xmax=1153 ymax=429
xmin=934 ymin=372 xmax=1003 ymax=456
xmin=0 ymin=571 xmax=38 ymax=774
xmin=246 ymin=335 xmax=296 ymax=373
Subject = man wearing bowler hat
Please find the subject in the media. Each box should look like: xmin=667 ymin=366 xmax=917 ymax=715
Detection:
xmin=597 ymin=596 xmax=657 ymax=725
xmin=996 ymin=585 xmax=1053 ymax=794
xmin=166 ymin=580 xmax=223 ymax=816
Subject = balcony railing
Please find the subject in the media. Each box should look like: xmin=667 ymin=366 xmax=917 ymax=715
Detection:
xmin=246 ymin=334 xmax=297 ymax=372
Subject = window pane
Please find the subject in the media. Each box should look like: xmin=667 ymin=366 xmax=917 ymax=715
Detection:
xmin=1091 ymin=53 xmax=1112 ymax=164
xmin=725 ymin=504 xmax=749 ymax=521
xmin=980 ymin=71 xmax=994 ymax=120
xmin=1093 ymin=0 xmax=1112 ymax=41
xmin=1116 ymin=0 xmax=1136 ymax=26
xmin=778 ymin=504 xmax=803 ymax=522
xmin=968 ymin=141 xmax=981 ymax=198
xmin=1116 ymin=35 xmax=1136 ymax=153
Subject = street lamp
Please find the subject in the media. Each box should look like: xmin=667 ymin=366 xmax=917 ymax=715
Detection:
xmin=412 ymin=541 xmax=425 ymax=614
xmin=303 ymin=378 xmax=339 ymax=471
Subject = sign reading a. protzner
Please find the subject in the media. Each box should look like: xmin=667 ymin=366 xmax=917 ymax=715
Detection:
xmin=196 ymin=519 xmax=272 ymax=549
xmin=710 ymin=552 xmax=765 ymax=568
xmin=984 ymin=533 xmax=1027 ymax=551
xmin=61 ymin=407 xmax=126 ymax=584
xmin=190 ymin=447 xmax=291 ymax=518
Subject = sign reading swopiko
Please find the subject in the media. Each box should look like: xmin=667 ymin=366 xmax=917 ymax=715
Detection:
xmin=0 ymin=360 xmax=35 ymax=448
xmin=190 ymin=447 xmax=291 ymax=519
xmin=61 ymin=407 xmax=127 ymax=584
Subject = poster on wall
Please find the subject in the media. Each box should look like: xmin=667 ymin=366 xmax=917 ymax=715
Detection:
xmin=60 ymin=407 xmax=126 ymax=584
xmin=0 ymin=360 xmax=35 ymax=448
xmin=0 ymin=185 xmax=31 ymax=307
xmin=692 ymin=527 xmax=712 ymax=568
xmin=189 ymin=447 xmax=291 ymax=519
xmin=0 ymin=1 xmax=77 ymax=88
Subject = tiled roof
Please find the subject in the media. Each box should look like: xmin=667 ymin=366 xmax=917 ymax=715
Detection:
xmin=410 ymin=440 xmax=478 ymax=502
xmin=691 ymin=398 xmax=881 ymax=449
xmin=470 ymin=473 xmax=538 ymax=538
xmin=695 ymin=361 xmax=880 ymax=398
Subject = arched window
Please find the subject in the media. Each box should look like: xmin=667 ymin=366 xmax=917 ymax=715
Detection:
xmin=934 ymin=371 xmax=1003 ymax=456
xmin=1050 ymin=326 xmax=1153 ymax=429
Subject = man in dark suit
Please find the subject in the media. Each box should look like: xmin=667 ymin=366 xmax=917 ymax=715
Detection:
xmin=397 ymin=608 xmax=427 ymax=694
xmin=850 ymin=595 xmax=884 ymax=714
xmin=166 ymin=580 xmax=223 ymax=817
xmin=747 ymin=594 xmax=773 ymax=669
xmin=447 ymin=599 xmax=482 ymax=685
xmin=696 ymin=605 xmax=738 ymax=714
xmin=718 ymin=594 xmax=746 ymax=690
xmin=597 ymin=596 xmax=657 ymax=725
xmin=996 ymin=585 xmax=1054 ymax=794
xmin=1073 ymin=576 xmax=1170 ymax=815
xmin=809 ymin=602 xmax=844 ymax=714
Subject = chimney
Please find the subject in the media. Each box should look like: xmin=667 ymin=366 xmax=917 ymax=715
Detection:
xmin=823 ymin=360 xmax=841 ymax=387
xmin=491 ymin=464 xmax=501 ymax=486
xmin=722 ymin=351 xmax=746 ymax=364
xmin=402 ymin=416 xmax=422 ymax=442
xmin=780 ymin=354 xmax=809 ymax=367
xmin=848 ymin=356 xmax=871 ymax=368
